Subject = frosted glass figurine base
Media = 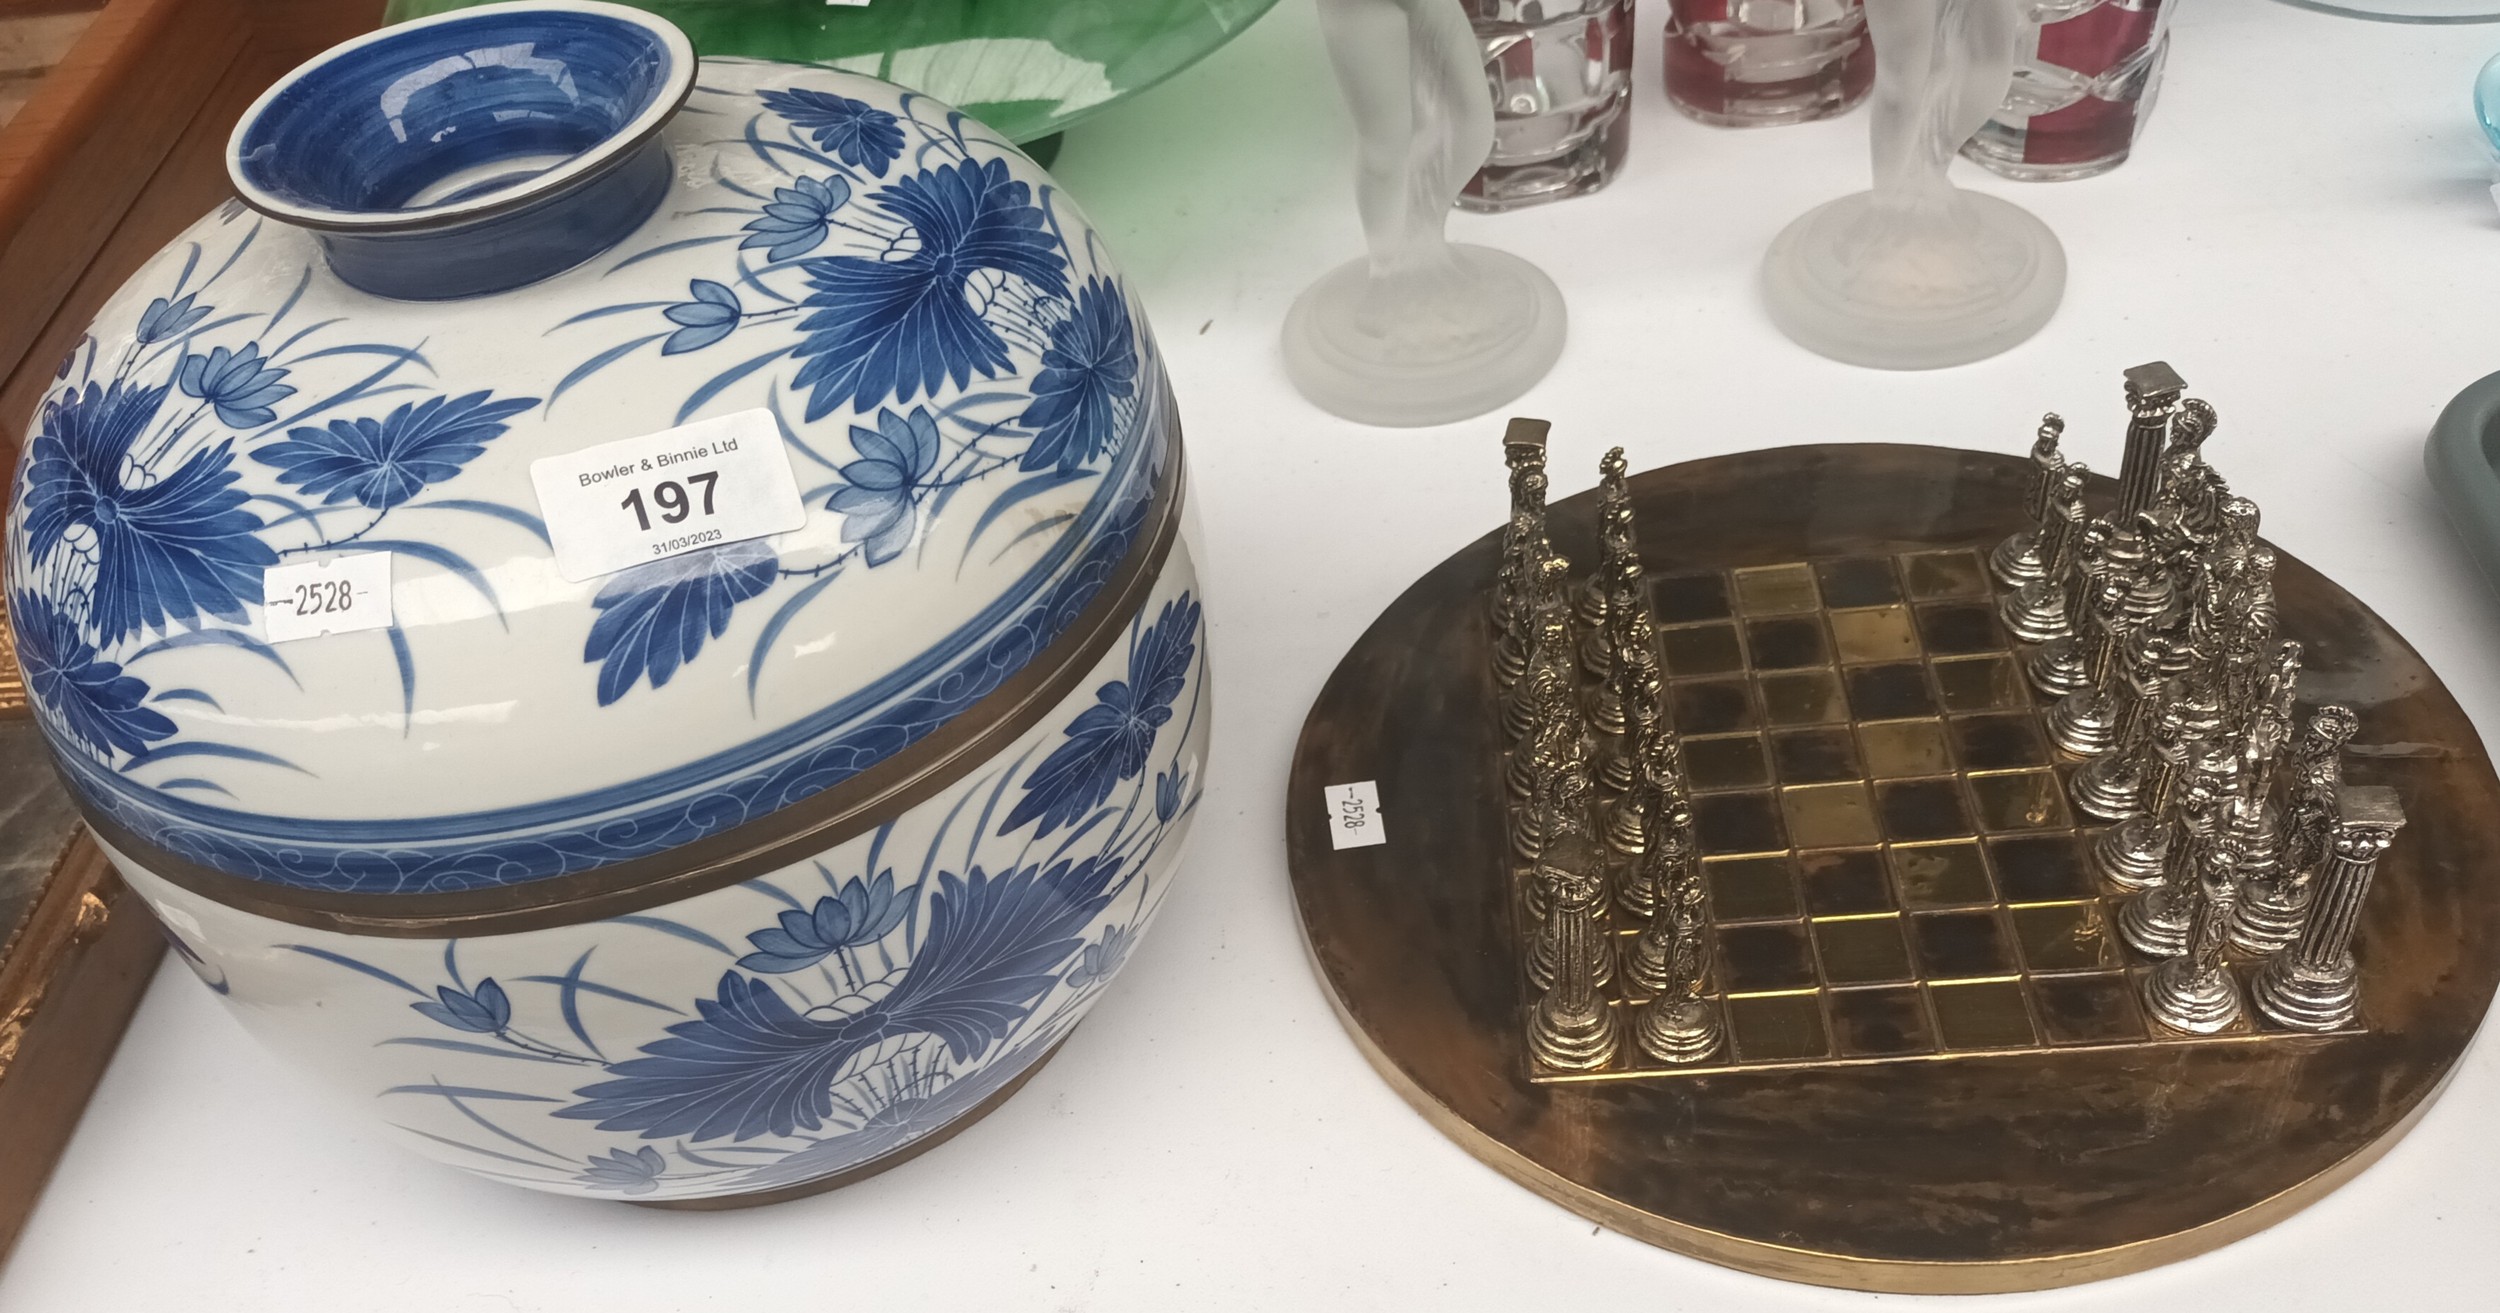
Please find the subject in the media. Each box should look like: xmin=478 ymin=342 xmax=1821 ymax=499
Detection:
xmin=1282 ymin=245 xmax=1567 ymax=428
xmin=1762 ymin=190 xmax=2065 ymax=370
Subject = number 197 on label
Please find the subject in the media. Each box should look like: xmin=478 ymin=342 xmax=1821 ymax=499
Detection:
xmin=619 ymin=471 xmax=718 ymax=531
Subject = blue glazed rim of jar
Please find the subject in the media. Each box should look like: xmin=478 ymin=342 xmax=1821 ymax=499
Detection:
xmin=226 ymin=1 xmax=696 ymax=297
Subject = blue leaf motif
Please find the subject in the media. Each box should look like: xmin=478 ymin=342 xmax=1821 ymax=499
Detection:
xmin=739 ymin=175 xmax=849 ymax=262
xmin=23 ymin=380 xmax=277 ymax=643
xmin=1019 ymin=277 xmax=1136 ymax=474
xmin=1065 ymin=923 xmax=1136 ymax=991
xmin=584 ymin=539 xmax=780 ymax=705
xmin=788 ymin=157 xmax=1069 ymax=421
xmin=758 ymin=87 xmax=905 ymax=176
xmin=661 ymin=280 xmax=741 ymax=355
xmin=176 ymin=342 xmax=295 ymax=429
xmin=577 ymin=1145 xmax=668 ymax=1195
xmin=561 ymin=855 xmax=1119 ymax=1142
xmin=736 ymin=869 xmax=911 ymax=973
xmin=1004 ymin=593 xmax=1201 ymax=838
xmin=134 ymin=293 xmax=211 ymax=346
xmin=825 ymin=407 xmax=940 ymax=566
xmin=1155 ymin=765 xmax=1185 ymax=824
xmin=253 ymin=390 xmax=538 ymax=510
xmin=412 ymin=978 xmax=511 ymax=1034
xmin=9 ymin=588 xmax=175 ymax=759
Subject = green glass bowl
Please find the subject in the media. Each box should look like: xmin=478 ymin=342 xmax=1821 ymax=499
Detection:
xmin=383 ymin=0 xmax=1281 ymax=143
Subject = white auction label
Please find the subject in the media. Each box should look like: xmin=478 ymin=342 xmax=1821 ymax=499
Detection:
xmin=529 ymin=408 xmax=807 ymax=583
xmin=1324 ymin=781 xmax=1388 ymax=851
xmin=262 ymin=552 xmax=394 ymax=643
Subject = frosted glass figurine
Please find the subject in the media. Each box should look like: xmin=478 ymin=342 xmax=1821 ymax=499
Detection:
xmin=1283 ymin=0 xmax=1567 ymax=427
xmin=1761 ymin=0 xmax=2065 ymax=369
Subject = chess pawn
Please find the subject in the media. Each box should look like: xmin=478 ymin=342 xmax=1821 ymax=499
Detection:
xmin=2047 ymin=580 xmax=2145 ymax=758
xmin=2141 ymin=802 xmax=2252 ymax=1034
xmin=1633 ymin=873 xmax=1725 ymax=1068
xmin=2094 ymin=708 xmax=2205 ymax=891
xmin=2218 ymin=548 xmax=2279 ymax=724
xmin=1495 ymin=537 xmax=1564 ymax=688
xmin=2000 ymin=463 xmax=2089 ymax=644
xmin=1617 ymin=790 xmax=1692 ymax=922
xmin=2166 ymin=399 xmax=2225 ymax=539
xmin=1991 ymin=413 xmax=2067 ymax=588
xmin=2119 ymin=746 xmax=2239 ymax=957
xmin=1492 ymin=427 xmax=1549 ymax=644
xmin=1576 ymin=449 xmax=1632 ymax=627
xmin=2227 ymin=639 xmax=2303 ymax=878
xmin=2254 ymin=784 xmax=2404 ymax=1032
xmin=1529 ymin=865 xmax=1620 ymax=1070
xmin=2028 ymin=517 xmax=2113 ymax=698
xmin=1504 ymin=617 xmax=1569 ymax=750
xmin=1601 ymin=640 xmax=1662 ymax=797
xmin=2071 ymin=632 xmax=2177 ymax=821
xmin=1584 ymin=557 xmax=1645 ymax=735
xmin=1627 ymin=844 xmax=1706 ymax=995
xmin=2233 ymin=704 xmax=2358 ymax=956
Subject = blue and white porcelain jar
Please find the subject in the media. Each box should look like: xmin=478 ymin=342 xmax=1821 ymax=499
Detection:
xmin=3 ymin=1 xmax=1206 ymax=1205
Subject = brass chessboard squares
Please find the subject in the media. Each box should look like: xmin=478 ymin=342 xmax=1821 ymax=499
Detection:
xmin=1516 ymin=546 xmax=2367 ymax=1084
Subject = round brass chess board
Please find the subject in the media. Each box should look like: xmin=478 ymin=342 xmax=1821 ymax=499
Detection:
xmin=1283 ymin=444 xmax=2500 ymax=1293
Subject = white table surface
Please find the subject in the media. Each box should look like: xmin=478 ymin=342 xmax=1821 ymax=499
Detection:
xmin=9 ymin=1 xmax=2500 ymax=1308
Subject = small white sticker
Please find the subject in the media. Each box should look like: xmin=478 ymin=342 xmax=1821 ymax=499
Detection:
xmin=529 ymin=408 xmax=807 ymax=583
xmin=262 ymin=552 xmax=394 ymax=643
xmin=1324 ymin=781 xmax=1388 ymax=851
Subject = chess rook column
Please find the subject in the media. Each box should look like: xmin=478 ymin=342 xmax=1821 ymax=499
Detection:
xmin=2118 ymin=361 xmax=2187 ymax=519
xmin=1493 ymin=431 xmax=1553 ymax=686
xmin=1530 ymin=867 xmax=1621 ymax=1071
xmin=2255 ymin=784 xmax=2406 ymax=1033
xmin=1492 ymin=418 xmax=1551 ymax=645
xmin=1991 ymin=413 xmax=2066 ymax=588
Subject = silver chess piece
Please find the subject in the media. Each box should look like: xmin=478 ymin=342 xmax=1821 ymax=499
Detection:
xmin=2141 ymin=800 xmax=2254 ymax=1034
xmin=1529 ymin=862 xmax=1620 ymax=1070
xmin=2071 ymin=629 xmax=2178 ymax=821
xmin=2233 ymin=704 xmax=2359 ymax=957
xmin=2154 ymin=397 xmax=2222 ymax=540
xmin=1991 ymin=413 xmax=2067 ymax=588
xmin=2119 ymin=751 xmax=2241 ymax=959
xmin=2254 ymin=784 xmax=2405 ymax=1032
xmin=1617 ymin=755 xmax=1694 ymax=922
xmin=2000 ymin=463 xmax=2089 ymax=644
xmin=1503 ymin=554 xmax=1572 ymax=746
xmin=2027 ymin=514 xmax=2113 ymax=698
xmin=1576 ymin=448 xmax=1631 ymax=638
xmin=1586 ymin=556 xmax=1643 ymax=739
xmin=1599 ymin=626 xmax=1660 ymax=795
xmin=1492 ymin=417 xmax=1550 ymax=649
xmin=1628 ymin=839 xmax=1720 ymax=1064
xmin=2117 ymin=361 xmax=2187 ymax=518
xmin=2226 ymin=639 xmax=2302 ymax=878
xmin=2105 ymin=727 xmax=2232 ymax=908
xmin=2047 ymin=547 xmax=2152 ymax=758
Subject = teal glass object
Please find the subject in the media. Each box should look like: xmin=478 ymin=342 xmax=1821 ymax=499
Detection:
xmin=383 ymin=0 xmax=1282 ymax=142
xmin=2478 ymin=51 xmax=2500 ymax=155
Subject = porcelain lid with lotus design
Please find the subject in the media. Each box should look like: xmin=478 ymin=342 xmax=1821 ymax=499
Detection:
xmin=5 ymin=40 xmax=1175 ymax=900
